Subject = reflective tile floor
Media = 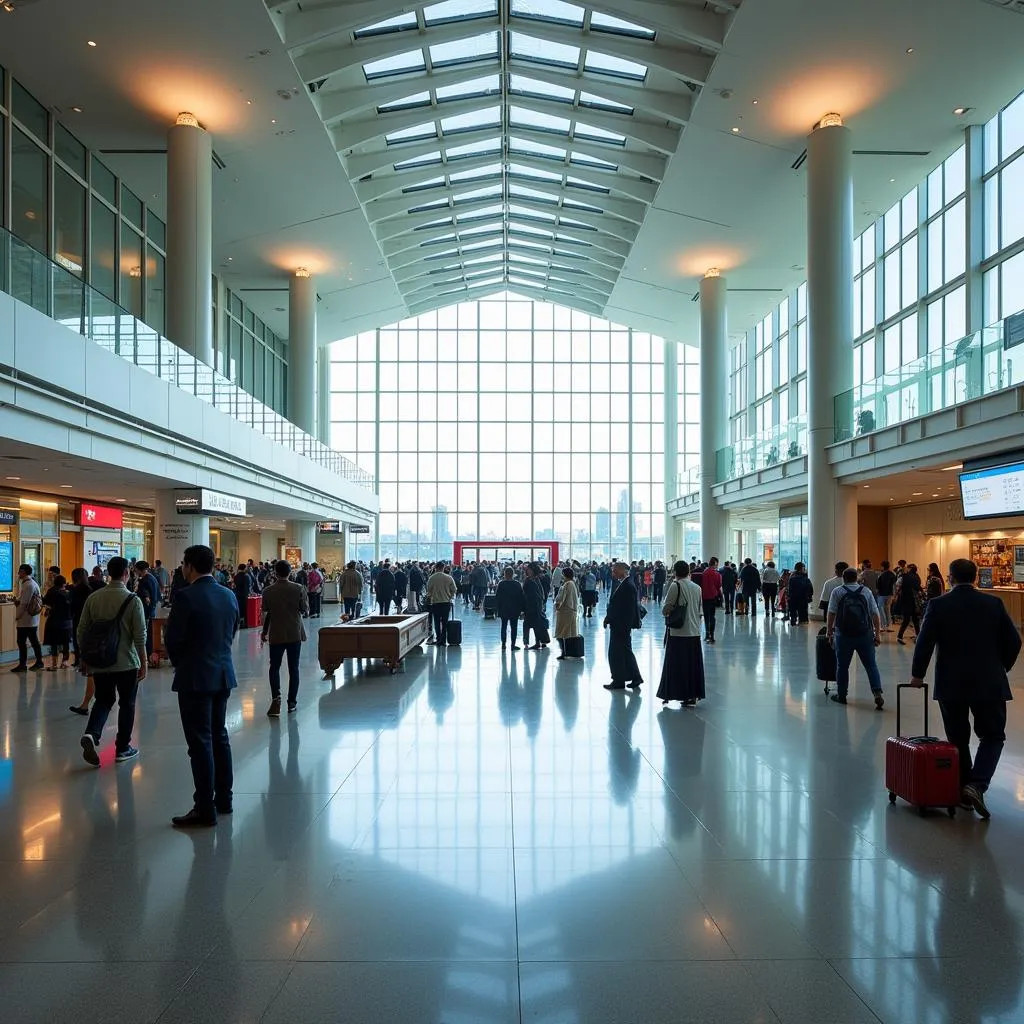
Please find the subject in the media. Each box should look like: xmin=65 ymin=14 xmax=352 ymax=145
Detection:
xmin=1 ymin=599 xmax=1024 ymax=1023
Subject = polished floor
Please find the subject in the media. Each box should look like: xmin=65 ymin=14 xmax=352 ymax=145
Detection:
xmin=1 ymin=595 xmax=1023 ymax=1023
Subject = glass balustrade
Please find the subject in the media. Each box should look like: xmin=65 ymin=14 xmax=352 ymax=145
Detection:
xmin=835 ymin=314 xmax=1024 ymax=441
xmin=0 ymin=228 xmax=374 ymax=490
xmin=712 ymin=416 xmax=808 ymax=484
xmin=676 ymin=464 xmax=701 ymax=498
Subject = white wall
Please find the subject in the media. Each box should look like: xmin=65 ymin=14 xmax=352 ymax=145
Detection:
xmin=889 ymin=499 xmax=1024 ymax=569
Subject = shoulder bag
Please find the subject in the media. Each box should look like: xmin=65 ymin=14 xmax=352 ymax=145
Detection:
xmin=665 ymin=581 xmax=687 ymax=630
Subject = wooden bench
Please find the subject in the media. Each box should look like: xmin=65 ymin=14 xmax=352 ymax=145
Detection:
xmin=318 ymin=612 xmax=430 ymax=676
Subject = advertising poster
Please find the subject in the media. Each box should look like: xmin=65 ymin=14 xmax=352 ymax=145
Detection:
xmin=979 ymin=566 xmax=994 ymax=589
xmin=0 ymin=541 xmax=13 ymax=592
xmin=284 ymin=546 xmax=303 ymax=570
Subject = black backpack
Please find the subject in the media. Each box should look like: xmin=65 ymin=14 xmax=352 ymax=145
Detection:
xmin=79 ymin=595 xmax=139 ymax=669
xmin=835 ymin=585 xmax=872 ymax=637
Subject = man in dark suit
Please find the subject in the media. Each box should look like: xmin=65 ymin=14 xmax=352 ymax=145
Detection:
xmin=260 ymin=559 xmax=309 ymax=716
xmin=911 ymin=558 xmax=1021 ymax=819
xmin=164 ymin=544 xmax=239 ymax=828
xmin=522 ymin=564 xmax=548 ymax=650
xmin=375 ymin=566 xmax=396 ymax=615
xmin=603 ymin=561 xmax=643 ymax=691
xmin=496 ymin=567 xmax=526 ymax=650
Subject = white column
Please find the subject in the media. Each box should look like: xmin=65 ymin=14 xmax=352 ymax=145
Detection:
xmin=807 ymin=113 xmax=858 ymax=586
xmin=288 ymin=269 xmax=317 ymax=434
xmin=699 ymin=271 xmax=728 ymax=561
xmin=317 ymin=346 xmax=331 ymax=445
xmin=155 ymin=489 xmax=210 ymax=571
xmin=166 ymin=113 xmax=213 ymax=366
xmin=285 ymin=520 xmax=317 ymax=563
xmin=663 ymin=337 xmax=679 ymax=562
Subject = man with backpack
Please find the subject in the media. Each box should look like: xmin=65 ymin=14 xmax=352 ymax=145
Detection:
xmin=77 ymin=556 xmax=147 ymax=766
xmin=11 ymin=564 xmax=44 ymax=672
xmin=826 ymin=566 xmax=885 ymax=709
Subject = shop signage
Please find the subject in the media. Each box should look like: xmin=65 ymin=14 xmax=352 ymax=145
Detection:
xmin=77 ymin=503 xmax=123 ymax=529
xmin=318 ymin=522 xmax=342 ymax=533
xmin=161 ymin=523 xmax=193 ymax=543
xmin=0 ymin=510 xmax=18 ymax=525
xmin=348 ymin=524 xmax=371 ymax=534
xmin=175 ymin=488 xmax=247 ymax=517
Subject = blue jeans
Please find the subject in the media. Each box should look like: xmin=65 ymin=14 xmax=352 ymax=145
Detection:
xmin=834 ymin=632 xmax=883 ymax=698
xmin=269 ymin=641 xmax=302 ymax=703
xmin=876 ymin=595 xmax=891 ymax=628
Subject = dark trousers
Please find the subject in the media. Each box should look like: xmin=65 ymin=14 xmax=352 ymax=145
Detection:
xmin=789 ymin=600 xmax=809 ymax=625
xmin=343 ymin=597 xmax=359 ymax=617
xmin=939 ymin=698 xmax=1007 ymax=793
xmin=652 ymin=583 xmax=664 ymax=603
xmin=16 ymin=626 xmax=42 ymax=666
xmin=431 ymin=602 xmax=452 ymax=643
xmin=500 ymin=615 xmax=519 ymax=646
xmin=145 ymin=618 xmax=156 ymax=657
xmin=472 ymin=586 xmax=486 ymax=609
xmin=309 ymin=592 xmax=321 ymax=617
xmin=763 ymin=584 xmax=778 ymax=614
xmin=377 ymin=597 xmax=392 ymax=615
xmin=702 ymin=599 xmax=718 ymax=639
xmin=269 ymin=641 xmax=302 ymax=703
xmin=177 ymin=690 xmax=233 ymax=816
xmin=608 ymin=627 xmax=642 ymax=683
xmin=84 ymin=669 xmax=139 ymax=753
xmin=724 ymin=589 xmax=735 ymax=613
xmin=897 ymin=610 xmax=920 ymax=640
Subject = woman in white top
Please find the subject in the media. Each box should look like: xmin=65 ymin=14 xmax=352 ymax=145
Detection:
xmin=553 ymin=566 xmax=580 ymax=660
xmin=761 ymin=560 xmax=780 ymax=616
xmin=657 ymin=561 xmax=706 ymax=707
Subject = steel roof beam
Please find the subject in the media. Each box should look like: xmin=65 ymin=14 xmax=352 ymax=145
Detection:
xmin=344 ymin=126 xmax=498 ymax=179
xmin=332 ymin=95 xmax=490 ymax=152
xmin=353 ymin=153 xmax=501 ymax=203
xmin=586 ymin=0 xmax=727 ymax=51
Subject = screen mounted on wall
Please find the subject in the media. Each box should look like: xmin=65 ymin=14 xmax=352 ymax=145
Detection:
xmin=960 ymin=462 xmax=1024 ymax=520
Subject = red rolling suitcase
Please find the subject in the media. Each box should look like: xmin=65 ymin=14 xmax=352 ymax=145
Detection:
xmin=885 ymin=684 xmax=960 ymax=817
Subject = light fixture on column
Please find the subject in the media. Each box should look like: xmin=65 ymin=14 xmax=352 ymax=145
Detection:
xmin=175 ymin=111 xmax=199 ymax=128
xmin=815 ymin=112 xmax=843 ymax=130
xmin=294 ymin=267 xmax=311 ymax=278
xmin=129 ymin=266 xmax=142 ymax=278
xmin=704 ymin=267 xmax=721 ymax=279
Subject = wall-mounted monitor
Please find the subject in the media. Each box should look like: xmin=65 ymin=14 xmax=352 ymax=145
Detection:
xmin=0 ymin=541 xmax=12 ymax=592
xmin=960 ymin=461 xmax=1024 ymax=520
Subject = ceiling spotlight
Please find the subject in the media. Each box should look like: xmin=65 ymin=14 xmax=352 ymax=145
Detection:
xmin=60 ymin=484 xmax=73 ymax=488
xmin=912 ymin=492 xmax=923 ymax=496
xmin=115 ymin=498 xmax=127 ymax=503
xmin=905 ymin=47 xmax=914 ymax=54
xmin=87 ymin=39 xmax=97 ymax=47
xmin=816 ymin=112 xmax=843 ymax=129
xmin=731 ymin=126 xmax=741 ymax=134
xmin=889 ymin=178 xmax=896 ymax=183
xmin=71 ymin=106 xmax=83 ymax=113
xmin=5 ymin=476 xmax=20 ymax=481
xmin=295 ymin=267 xmax=311 ymax=278
xmin=752 ymin=99 xmax=758 ymax=105
xmin=863 ymin=485 xmax=870 ymax=488
xmin=176 ymin=111 xmax=200 ymax=128
xmin=953 ymin=106 xmax=970 ymax=116
xmin=226 ymin=256 xmax=233 ymax=261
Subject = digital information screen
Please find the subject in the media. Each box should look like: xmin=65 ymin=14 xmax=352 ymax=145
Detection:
xmin=960 ymin=463 xmax=1024 ymax=520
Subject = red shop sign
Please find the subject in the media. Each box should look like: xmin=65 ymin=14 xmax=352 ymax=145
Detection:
xmin=77 ymin=503 xmax=123 ymax=529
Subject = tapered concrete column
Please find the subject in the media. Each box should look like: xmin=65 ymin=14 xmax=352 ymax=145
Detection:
xmin=155 ymin=489 xmax=209 ymax=571
xmin=807 ymin=114 xmax=858 ymax=585
xmin=288 ymin=269 xmax=317 ymax=434
xmin=317 ymin=346 xmax=331 ymax=445
xmin=663 ymin=337 xmax=679 ymax=561
xmin=166 ymin=113 xmax=213 ymax=366
xmin=699 ymin=271 xmax=728 ymax=561
xmin=285 ymin=520 xmax=317 ymax=564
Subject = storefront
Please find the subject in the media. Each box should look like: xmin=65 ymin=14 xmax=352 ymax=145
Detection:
xmin=79 ymin=503 xmax=127 ymax=568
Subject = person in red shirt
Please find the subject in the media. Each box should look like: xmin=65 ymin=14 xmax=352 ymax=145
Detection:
xmin=700 ymin=557 xmax=724 ymax=643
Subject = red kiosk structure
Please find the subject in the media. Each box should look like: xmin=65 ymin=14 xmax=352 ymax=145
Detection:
xmin=452 ymin=540 xmax=559 ymax=565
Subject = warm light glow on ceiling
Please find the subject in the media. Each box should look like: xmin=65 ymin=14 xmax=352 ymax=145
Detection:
xmin=175 ymin=111 xmax=200 ymax=128
xmin=704 ymin=267 xmax=721 ymax=279
xmin=675 ymin=249 xmax=745 ymax=279
xmin=815 ymin=112 xmax=844 ymax=129
xmin=124 ymin=68 xmax=247 ymax=134
xmin=768 ymin=63 xmax=889 ymax=135
xmin=294 ymin=267 xmax=311 ymax=279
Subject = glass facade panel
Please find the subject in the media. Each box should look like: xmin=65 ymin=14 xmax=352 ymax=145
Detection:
xmin=90 ymin=196 xmax=117 ymax=301
xmin=11 ymin=127 xmax=47 ymax=254
xmin=54 ymin=166 xmax=85 ymax=277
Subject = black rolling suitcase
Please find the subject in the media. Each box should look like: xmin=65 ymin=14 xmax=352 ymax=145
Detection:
xmin=563 ymin=634 xmax=584 ymax=659
xmin=446 ymin=619 xmax=462 ymax=645
xmin=483 ymin=594 xmax=497 ymax=620
xmin=816 ymin=627 xmax=836 ymax=694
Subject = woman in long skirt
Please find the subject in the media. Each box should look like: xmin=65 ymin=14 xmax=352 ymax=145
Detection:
xmin=657 ymin=561 xmax=706 ymax=707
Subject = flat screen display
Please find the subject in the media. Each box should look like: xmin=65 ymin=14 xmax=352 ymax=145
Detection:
xmin=960 ymin=462 xmax=1024 ymax=520
xmin=0 ymin=541 xmax=12 ymax=592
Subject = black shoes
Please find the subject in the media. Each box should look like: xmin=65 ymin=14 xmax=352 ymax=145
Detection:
xmin=830 ymin=694 xmax=848 ymax=705
xmin=627 ymin=680 xmax=643 ymax=689
xmin=874 ymin=693 xmax=885 ymax=711
xmin=171 ymin=808 xmax=217 ymax=829
xmin=603 ymin=682 xmax=626 ymax=690
xmin=961 ymin=784 xmax=990 ymax=820
xmin=69 ymin=705 xmax=89 ymax=716
xmin=287 ymin=701 xmax=297 ymax=714
xmin=268 ymin=697 xmax=281 ymax=718
xmin=80 ymin=734 xmax=100 ymax=767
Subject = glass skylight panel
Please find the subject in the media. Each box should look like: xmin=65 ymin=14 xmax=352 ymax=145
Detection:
xmin=510 ymin=0 xmax=584 ymax=27
xmin=423 ymin=246 xmax=460 ymax=258
xmin=459 ymin=223 xmax=502 ymax=237
xmin=509 ymin=220 xmax=555 ymax=237
xmin=558 ymin=215 xmax=595 ymax=230
xmin=435 ymin=75 xmax=500 ymax=102
xmin=509 ymin=162 xmax=562 ymax=182
xmin=510 ymin=236 xmax=549 ymax=251
xmin=509 ymin=252 xmax=549 ymax=266
xmin=590 ymin=11 xmax=655 ymax=39
xmin=509 ymin=74 xmax=575 ymax=104
xmin=510 ymin=203 xmax=556 ymax=222
xmin=355 ymin=12 xmax=418 ymax=37
xmin=457 ymin=202 xmax=504 ymax=220
xmin=509 ymin=31 xmax=580 ymax=70
xmin=423 ymin=0 xmax=497 ymax=26
xmin=446 ymin=138 xmax=501 ymax=160
xmin=510 ymin=184 xmax=558 ymax=204
xmin=510 ymin=136 xmax=566 ymax=160
xmin=463 ymin=253 xmax=505 ymax=266
xmin=441 ymin=106 xmax=500 ymax=133
xmin=566 ymin=174 xmax=609 ymax=192
xmin=379 ymin=91 xmax=431 ymax=113
xmin=574 ymin=121 xmax=626 ymax=145
xmin=448 ymin=162 xmax=502 ymax=184
xmin=579 ymin=90 xmax=634 ymax=114
xmin=510 ymin=106 xmax=571 ymax=135
xmin=386 ymin=122 xmax=438 ymax=145
xmin=570 ymin=150 xmax=618 ymax=170
xmin=583 ymin=51 xmax=648 ymax=81
xmin=429 ymin=32 xmax=499 ymax=69
xmin=364 ymin=49 xmax=426 ymax=80
xmin=562 ymin=195 xmax=604 ymax=212
xmin=452 ymin=184 xmax=503 ymax=203
xmin=394 ymin=150 xmax=443 ymax=170
xmin=463 ymin=239 xmax=499 ymax=251
xmin=415 ymin=216 xmax=455 ymax=231
xmin=409 ymin=196 xmax=452 ymax=213
xmin=402 ymin=175 xmax=447 ymax=193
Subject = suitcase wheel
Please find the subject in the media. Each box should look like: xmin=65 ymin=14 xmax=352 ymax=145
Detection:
xmin=888 ymin=791 xmax=896 ymax=804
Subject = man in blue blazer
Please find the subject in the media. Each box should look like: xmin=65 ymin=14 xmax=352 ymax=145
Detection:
xmin=911 ymin=558 xmax=1021 ymax=819
xmin=165 ymin=544 xmax=239 ymax=828
xmin=603 ymin=561 xmax=643 ymax=690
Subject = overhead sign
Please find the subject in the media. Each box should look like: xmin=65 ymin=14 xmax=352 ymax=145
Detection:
xmin=0 ymin=510 xmax=18 ymax=525
xmin=175 ymin=488 xmax=247 ymax=517
xmin=77 ymin=503 xmax=123 ymax=529
xmin=348 ymin=524 xmax=370 ymax=534
xmin=318 ymin=522 xmax=342 ymax=533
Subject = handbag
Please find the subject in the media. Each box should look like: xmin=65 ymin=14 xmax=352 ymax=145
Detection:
xmin=665 ymin=582 xmax=687 ymax=630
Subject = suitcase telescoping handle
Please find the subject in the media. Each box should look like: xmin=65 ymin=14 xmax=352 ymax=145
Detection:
xmin=896 ymin=682 xmax=928 ymax=739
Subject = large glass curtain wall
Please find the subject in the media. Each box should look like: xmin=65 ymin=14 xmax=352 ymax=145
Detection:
xmin=330 ymin=292 xmax=683 ymax=565
xmin=216 ymin=287 xmax=288 ymax=416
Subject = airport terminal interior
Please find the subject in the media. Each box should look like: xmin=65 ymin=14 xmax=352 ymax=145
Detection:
xmin=1 ymin=0 xmax=1024 ymax=1020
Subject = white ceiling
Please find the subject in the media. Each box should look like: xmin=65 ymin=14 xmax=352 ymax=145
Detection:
xmin=1 ymin=0 xmax=1023 ymax=345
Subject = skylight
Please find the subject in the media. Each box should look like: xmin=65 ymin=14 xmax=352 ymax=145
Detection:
xmin=510 ymin=183 xmax=559 ymax=204
xmin=435 ymin=75 xmax=500 ymax=102
xmin=509 ymin=31 xmax=580 ymax=69
xmin=462 ymin=253 xmax=506 ymax=266
xmin=510 ymin=137 xmax=567 ymax=161
xmin=575 ymin=121 xmax=627 ymax=145
xmin=395 ymin=150 xmax=443 ymax=170
xmin=510 ymin=162 xmax=562 ymax=182
xmin=460 ymin=223 xmax=503 ymax=237
xmin=354 ymin=12 xmax=418 ymax=38
xmin=429 ymin=32 xmax=499 ymax=69
xmin=562 ymin=195 xmax=604 ymax=212
xmin=386 ymin=122 xmax=438 ymax=145
xmin=510 ymin=106 xmax=572 ymax=135
xmin=423 ymin=0 xmax=498 ymax=26
xmin=509 ymin=221 xmax=555 ymax=237
xmin=403 ymin=175 xmax=447 ymax=194
xmin=510 ymin=0 xmax=585 ymax=27
xmin=441 ymin=107 xmax=501 ymax=133
xmin=590 ymin=11 xmax=655 ymax=39
xmin=452 ymin=184 xmax=503 ymax=203
xmin=510 ymin=203 xmax=557 ymax=222
xmin=379 ymin=91 xmax=432 ymax=113
xmin=448 ymin=163 xmax=503 ymax=183
xmin=363 ymin=49 xmax=426 ymax=80
xmin=584 ymin=51 xmax=648 ymax=81
xmin=579 ymin=90 xmax=634 ymax=114
xmin=571 ymin=150 xmax=618 ymax=170
xmin=566 ymin=174 xmax=609 ymax=193
xmin=509 ymin=74 xmax=576 ymax=104
xmin=446 ymin=138 xmax=502 ymax=159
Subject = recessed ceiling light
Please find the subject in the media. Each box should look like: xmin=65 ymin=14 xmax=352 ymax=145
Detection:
xmin=932 ymin=493 xmax=939 ymax=497
xmin=905 ymin=47 xmax=914 ymax=54
xmin=87 ymin=39 xmax=97 ymax=47
xmin=953 ymin=106 xmax=969 ymax=116
xmin=940 ymin=463 xmax=963 ymax=471
xmin=752 ymin=99 xmax=758 ymax=105
xmin=271 ymin=119 xmax=277 ymax=124
xmin=115 ymin=498 xmax=126 ymax=503
xmin=226 ymin=256 xmax=233 ymax=261
xmin=5 ymin=476 xmax=20 ymax=481
xmin=731 ymin=126 xmax=741 ymax=134
xmin=71 ymin=106 xmax=83 ymax=113
xmin=60 ymin=484 xmax=73 ymax=488
xmin=912 ymin=492 xmax=922 ymax=496
xmin=863 ymin=485 xmax=870 ymax=488
xmin=889 ymin=178 xmax=896 ymax=183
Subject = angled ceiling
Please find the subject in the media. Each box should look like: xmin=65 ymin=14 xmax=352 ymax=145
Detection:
xmin=266 ymin=0 xmax=737 ymax=317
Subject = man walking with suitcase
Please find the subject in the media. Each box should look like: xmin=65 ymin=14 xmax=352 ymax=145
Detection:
xmin=910 ymin=558 xmax=1021 ymax=819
